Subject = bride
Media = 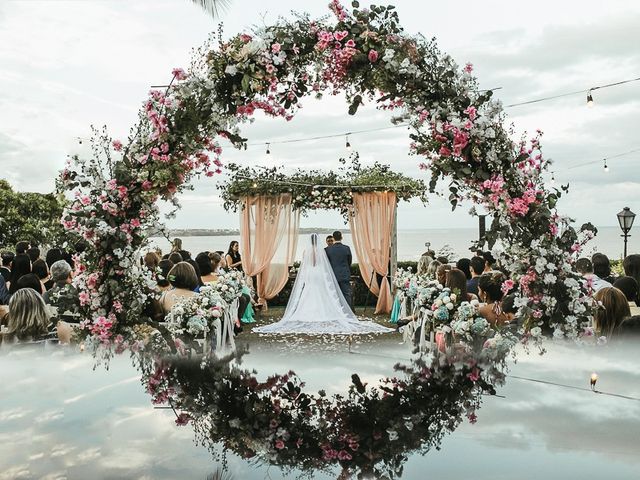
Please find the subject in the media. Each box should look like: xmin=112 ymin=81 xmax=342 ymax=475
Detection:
xmin=254 ymin=234 xmax=394 ymax=335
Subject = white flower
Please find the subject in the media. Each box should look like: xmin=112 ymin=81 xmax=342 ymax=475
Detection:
xmin=224 ymin=64 xmax=238 ymax=75
xmin=530 ymin=326 xmax=542 ymax=337
xmin=446 ymin=302 xmax=454 ymax=310
xmin=450 ymin=293 xmax=457 ymax=302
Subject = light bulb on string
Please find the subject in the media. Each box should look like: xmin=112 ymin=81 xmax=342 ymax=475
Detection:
xmin=603 ymin=159 xmax=609 ymax=173
xmin=587 ymin=90 xmax=594 ymax=107
xmin=345 ymin=135 xmax=352 ymax=152
xmin=252 ymin=181 xmax=258 ymax=188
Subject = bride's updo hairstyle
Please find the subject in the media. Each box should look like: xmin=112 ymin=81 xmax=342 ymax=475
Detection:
xmin=478 ymin=272 xmax=507 ymax=303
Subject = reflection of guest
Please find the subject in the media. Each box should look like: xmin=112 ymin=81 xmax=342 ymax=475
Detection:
xmin=225 ymin=241 xmax=243 ymax=272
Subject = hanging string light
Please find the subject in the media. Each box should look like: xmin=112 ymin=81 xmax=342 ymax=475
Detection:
xmin=603 ymin=159 xmax=609 ymax=172
xmin=587 ymin=90 xmax=594 ymax=107
xmin=345 ymin=134 xmax=352 ymax=152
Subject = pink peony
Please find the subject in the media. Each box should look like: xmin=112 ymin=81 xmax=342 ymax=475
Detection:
xmin=368 ymin=49 xmax=379 ymax=62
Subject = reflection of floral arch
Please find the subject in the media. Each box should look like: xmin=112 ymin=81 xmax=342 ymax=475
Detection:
xmin=140 ymin=348 xmax=505 ymax=479
xmin=59 ymin=0 xmax=593 ymax=343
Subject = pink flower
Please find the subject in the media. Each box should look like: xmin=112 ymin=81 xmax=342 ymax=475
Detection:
xmin=240 ymin=33 xmax=252 ymax=43
xmin=334 ymin=30 xmax=349 ymax=42
xmin=337 ymin=450 xmax=352 ymax=461
xmin=271 ymin=42 xmax=281 ymax=53
xmin=142 ymin=180 xmax=153 ymax=191
xmin=175 ymin=413 xmax=191 ymax=426
xmin=80 ymin=195 xmax=91 ymax=206
xmin=368 ymin=49 xmax=379 ymax=62
xmin=171 ymin=68 xmax=187 ymax=80
xmin=130 ymin=218 xmax=141 ymax=228
xmin=501 ymin=279 xmax=515 ymax=295
xmin=464 ymin=62 xmax=473 ymax=73
xmin=112 ymin=139 xmax=123 ymax=151
xmin=275 ymin=439 xmax=285 ymax=450
xmin=464 ymin=105 xmax=477 ymax=121
xmin=467 ymin=368 xmax=481 ymax=382
xmin=439 ymin=145 xmax=452 ymax=157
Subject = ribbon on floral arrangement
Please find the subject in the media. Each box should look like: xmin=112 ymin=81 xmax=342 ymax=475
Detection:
xmin=400 ymin=294 xmax=407 ymax=320
xmin=220 ymin=298 xmax=238 ymax=354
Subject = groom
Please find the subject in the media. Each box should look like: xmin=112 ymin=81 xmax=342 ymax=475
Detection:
xmin=325 ymin=230 xmax=353 ymax=311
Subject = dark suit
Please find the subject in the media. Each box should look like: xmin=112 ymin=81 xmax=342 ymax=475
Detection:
xmin=325 ymin=242 xmax=353 ymax=310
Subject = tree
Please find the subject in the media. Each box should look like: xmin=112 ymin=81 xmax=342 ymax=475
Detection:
xmin=189 ymin=0 xmax=231 ymax=19
xmin=0 ymin=179 xmax=65 ymax=248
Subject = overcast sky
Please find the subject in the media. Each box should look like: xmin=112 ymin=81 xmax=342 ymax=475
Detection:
xmin=1 ymin=0 xmax=639 ymax=231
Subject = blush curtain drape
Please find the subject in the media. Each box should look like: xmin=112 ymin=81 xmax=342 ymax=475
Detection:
xmin=348 ymin=191 xmax=396 ymax=314
xmin=240 ymin=194 xmax=299 ymax=308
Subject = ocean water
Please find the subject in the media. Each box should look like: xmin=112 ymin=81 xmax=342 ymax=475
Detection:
xmin=149 ymin=226 xmax=636 ymax=262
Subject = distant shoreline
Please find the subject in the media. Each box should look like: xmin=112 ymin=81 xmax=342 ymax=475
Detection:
xmin=151 ymin=228 xmax=350 ymax=237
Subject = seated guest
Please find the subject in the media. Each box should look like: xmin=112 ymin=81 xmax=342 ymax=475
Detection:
xmin=593 ymin=287 xmax=630 ymax=338
xmin=45 ymin=248 xmax=63 ymax=268
xmin=623 ymin=254 xmax=640 ymax=285
xmin=159 ymin=262 xmax=198 ymax=314
xmin=15 ymin=241 xmax=30 ymax=255
xmin=446 ymin=268 xmax=477 ymax=302
xmin=456 ymin=258 xmax=472 ymax=280
xmin=482 ymin=251 xmax=496 ymax=273
xmin=619 ymin=315 xmax=640 ymax=337
xmin=425 ymin=260 xmax=441 ymax=281
xmin=170 ymin=238 xmax=183 ymax=253
xmin=436 ymin=264 xmax=452 ymax=286
xmin=592 ymin=253 xmax=616 ymax=284
xmin=209 ymin=252 xmax=224 ymax=276
xmin=43 ymin=260 xmax=74 ymax=305
xmin=575 ymin=257 xmax=612 ymax=293
xmin=32 ymin=259 xmax=50 ymax=292
xmin=1 ymin=288 xmax=54 ymax=344
xmin=501 ymin=294 xmax=518 ymax=323
xmin=417 ymin=254 xmax=433 ymax=275
xmin=196 ymin=252 xmax=217 ymax=284
xmin=168 ymin=252 xmax=183 ymax=265
xmin=215 ymin=251 xmax=227 ymax=269
xmin=156 ymin=259 xmax=174 ymax=292
xmin=613 ymin=276 xmax=640 ymax=315
xmin=26 ymin=246 xmax=41 ymax=263
xmin=0 ymin=275 xmax=10 ymax=305
xmin=0 ymin=251 xmax=13 ymax=282
xmin=186 ymin=259 xmax=204 ymax=288
xmin=8 ymin=253 xmax=31 ymax=295
xmin=143 ymin=252 xmax=161 ymax=272
xmin=16 ymin=274 xmax=44 ymax=295
xmin=436 ymin=256 xmax=449 ymax=265
xmin=467 ymin=256 xmax=485 ymax=296
xmin=477 ymin=272 xmax=510 ymax=326
xmin=179 ymin=250 xmax=192 ymax=262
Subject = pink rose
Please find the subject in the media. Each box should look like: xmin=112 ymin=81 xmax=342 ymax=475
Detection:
xmin=171 ymin=68 xmax=187 ymax=80
xmin=271 ymin=42 xmax=281 ymax=53
xmin=334 ymin=31 xmax=349 ymax=42
xmin=275 ymin=439 xmax=285 ymax=450
xmin=368 ymin=49 xmax=379 ymax=62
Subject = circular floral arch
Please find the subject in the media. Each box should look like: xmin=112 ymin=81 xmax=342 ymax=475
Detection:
xmin=59 ymin=0 xmax=594 ymax=345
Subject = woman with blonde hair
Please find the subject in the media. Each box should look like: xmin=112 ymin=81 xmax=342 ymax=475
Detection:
xmin=2 ymin=288 xmax=52 ymax=343
xmin=593 ymin=287 xmax=630 ymax=338
xmin=159 ymin=262 xmax=199 ymax=314
xmin=425 ymin=260 xmax=441 ymax=281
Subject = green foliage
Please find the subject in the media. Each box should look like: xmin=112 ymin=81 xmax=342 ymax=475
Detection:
xmin=218 ymin=155 xmax=427 ymax=216
xmin=0 ymin=179 xmax=65 ymax=248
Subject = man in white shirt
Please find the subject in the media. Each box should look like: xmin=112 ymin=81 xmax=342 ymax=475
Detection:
xmin=576 ymin=257 xmax=612 ymax=293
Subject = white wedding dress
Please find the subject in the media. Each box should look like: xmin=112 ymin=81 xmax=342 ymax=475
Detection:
xmin=254 ymin=234 xmax=394 ymax=335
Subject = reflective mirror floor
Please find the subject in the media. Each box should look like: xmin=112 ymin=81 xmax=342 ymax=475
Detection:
xmin=1 ymin=336 xmax=639 ymax=479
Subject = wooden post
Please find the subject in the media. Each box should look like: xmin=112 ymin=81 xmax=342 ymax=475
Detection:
xmin=390 ymin=199 xmax=398 ymax=295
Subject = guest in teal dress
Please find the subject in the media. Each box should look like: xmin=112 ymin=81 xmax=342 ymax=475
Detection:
xmin=241 ymin=284 xmax=256 ymax=324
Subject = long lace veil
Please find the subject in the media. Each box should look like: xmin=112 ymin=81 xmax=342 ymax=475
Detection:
xmin=282 ymin=233 xmax=357 ymax=322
